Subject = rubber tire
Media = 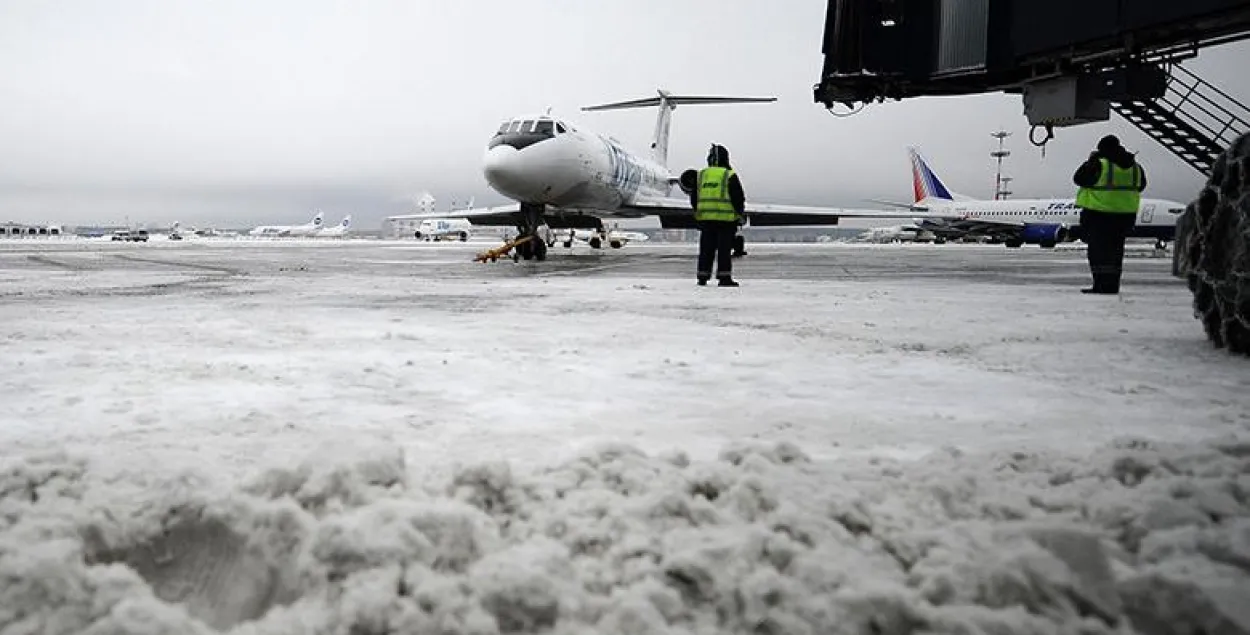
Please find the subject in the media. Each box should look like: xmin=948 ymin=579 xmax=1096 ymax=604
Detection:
xmin=1175 ymin=132 xmax=1250 ymax=356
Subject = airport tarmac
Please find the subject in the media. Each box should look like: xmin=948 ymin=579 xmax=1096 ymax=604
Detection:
xmin=3 ymin=238 xmax=1249 ymax=634
xmin=1 ymin=238 xmax=1244 ymax=479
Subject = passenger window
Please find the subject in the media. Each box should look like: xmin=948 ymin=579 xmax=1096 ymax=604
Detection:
xmin=534 ymin=120 xmax=554 ymax=135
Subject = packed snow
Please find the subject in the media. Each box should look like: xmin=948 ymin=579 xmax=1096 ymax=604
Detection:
xmin=1 ymin=240 xmax=1248 ymax=634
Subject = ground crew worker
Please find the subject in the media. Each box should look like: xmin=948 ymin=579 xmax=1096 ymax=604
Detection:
xmin=689 ymin=144 xmax=745 ymax=286
xmin=1073 ymin=135 xmax=1147 ymax=294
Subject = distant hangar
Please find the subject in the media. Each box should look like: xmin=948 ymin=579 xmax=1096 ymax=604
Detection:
xmin=1 ymin=222 xmax=65 ymax=237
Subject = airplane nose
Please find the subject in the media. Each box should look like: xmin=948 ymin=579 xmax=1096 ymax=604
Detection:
xmin=483 ymin=146 xmax=535 ymax=199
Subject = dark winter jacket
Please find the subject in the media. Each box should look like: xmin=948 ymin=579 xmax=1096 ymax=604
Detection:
xmin=1073 ymin=146 xmax=1147 ymax=191
xmin=689 ymin=145 xmax=746 ymax=217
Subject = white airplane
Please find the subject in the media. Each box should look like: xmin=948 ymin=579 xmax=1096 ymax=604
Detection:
xmin=388 ymin=89 xmax=923 ymax=261
xmin=249 ymin=210 xmax=325 ymax=237
xmin=554 ymin=226 xmax=650 ymax=249
xmin=315 ymin=215 xmax=352 ymax=238
xmin=868 ymin=149 xmax=1186 ymax=249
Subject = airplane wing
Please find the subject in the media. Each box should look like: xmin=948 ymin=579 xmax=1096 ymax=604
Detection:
xmin=865 ymin=198 xmax=929 ymax=211
xmin=623 ymin=195 xmax=929 ymax=227
xmin=385 ymin=204 xmax=521 ymax=226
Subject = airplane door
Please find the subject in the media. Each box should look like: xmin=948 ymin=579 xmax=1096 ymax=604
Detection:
xmin=1140 ymin=204 xmax=1155 ymax=224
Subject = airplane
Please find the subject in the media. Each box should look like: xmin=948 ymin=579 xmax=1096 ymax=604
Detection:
xmin=248 ymin=210 xmax=325 ymax=237
xmin=866 ymin=149 xmax=1186 ymax=249
xmin=386 ymin=89 xmax=926 ymax=262
xmin=315 ymin=215 xmax=353 ymax=238
xmin=552 ymin=226 xmax=650 ymax=249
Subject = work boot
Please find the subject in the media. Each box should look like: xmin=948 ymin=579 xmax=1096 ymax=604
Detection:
xmin=1081 ymin=273 xmax=1118 ymax=294
xmin=697 ymin=276 xmax=709 ymax=286
xmin=718 ymin=277 xmax=740 ymax=287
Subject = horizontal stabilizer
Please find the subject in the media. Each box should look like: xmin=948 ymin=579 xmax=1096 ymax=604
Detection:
xmin=582 ymin=94 xmax=776 ymax=111
xmin=581 ymin=89 xmax=777 ymax=166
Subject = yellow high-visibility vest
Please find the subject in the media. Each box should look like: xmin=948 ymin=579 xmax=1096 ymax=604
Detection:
xmin=1076 ymin=158 xmax=1142 ymax=214
xmin=695 ymin=167 xmax=739 ymax=222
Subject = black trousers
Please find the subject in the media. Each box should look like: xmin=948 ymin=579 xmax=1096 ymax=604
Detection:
xmin=1080 ymin=209 xmax=1138 ymax=292
xmin=696 ymin=221 xmax=737 ymax=280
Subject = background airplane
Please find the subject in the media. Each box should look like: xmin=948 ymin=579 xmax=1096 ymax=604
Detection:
xmin=554 ymin=225 xmax=650 ymax=249
xmin=868 ymin=150 xmax=1186 ymax=249
xmin=388 ymin=89 xmax=924 ymax=262
xmin=249 ymin=210 xmax=324 ymax=237
xmin=315 ymin=215 xmax=352 ymax=238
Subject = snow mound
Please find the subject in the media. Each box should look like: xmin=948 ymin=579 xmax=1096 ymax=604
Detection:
xmin=2 ymin=436 xmax=1249 ymax=634
xmin=1176 ymin=131 xmax=1250 ymax=356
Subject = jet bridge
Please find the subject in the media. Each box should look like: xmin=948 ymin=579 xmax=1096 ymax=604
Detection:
xmin=812 ymin=0 xmax=1250 ymax=355
xmin=814 ymin=0 xmax=1250 ymax=174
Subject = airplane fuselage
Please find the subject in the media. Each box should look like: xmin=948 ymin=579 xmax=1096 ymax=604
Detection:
xmin=482 ymin=117 xmax=673 ymax=215
xmin=917 ymin=197 xmax=1184 ymax=240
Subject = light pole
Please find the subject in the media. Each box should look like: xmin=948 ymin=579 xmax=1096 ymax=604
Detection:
xmin=990 ymin=130 xmax=1012 ymax=200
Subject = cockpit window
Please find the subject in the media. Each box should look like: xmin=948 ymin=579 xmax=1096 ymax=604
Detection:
xmin=507 ymin=120 xmax=521 ymax=133
xmin=555 ymin=122 xmax=567 ymax=134
xmin=520 ymin=119 xmax=535 ymax=132
xmin=534 ymin=120 xmax=553 ymax=135
xmin=497 ymin=122 xmax=510 ymax=134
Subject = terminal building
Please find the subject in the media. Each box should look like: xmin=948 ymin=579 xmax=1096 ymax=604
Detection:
xmin=1 ymin=223 xmax=66 ymax=237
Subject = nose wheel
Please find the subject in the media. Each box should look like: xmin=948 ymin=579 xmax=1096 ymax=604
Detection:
xmin=514 ymin=203 xmax=548 ymax=261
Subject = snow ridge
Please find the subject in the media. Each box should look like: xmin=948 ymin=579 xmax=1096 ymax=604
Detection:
xmin=2 ymin=436 xmax=1249 ymax=634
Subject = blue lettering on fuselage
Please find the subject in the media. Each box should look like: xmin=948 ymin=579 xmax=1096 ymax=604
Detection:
xmin=604 ymin=139 xmax=643 ymax=199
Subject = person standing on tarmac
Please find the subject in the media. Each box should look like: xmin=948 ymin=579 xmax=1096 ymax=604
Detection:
xmin=689 ymin=144 xmax=745 ymax=287
xmin=1073 ymin=134 xmax=1147 ymax=295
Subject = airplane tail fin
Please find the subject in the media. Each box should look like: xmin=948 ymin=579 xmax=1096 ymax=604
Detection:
xmin=908 ymin=148 xmax=960 ymax=205
xmin=581 ymin=90 xmax=776 ymax=166
xmin=340 ymin=215 xmax=352 ymax=228
xmin=312 ymin=209 xmax=324 ymax=226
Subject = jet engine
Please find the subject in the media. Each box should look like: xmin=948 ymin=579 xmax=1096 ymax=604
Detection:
xmin=1020 ymin=223 xmax=1070 ymax=248
xmin=679 ymin=169 xmax=698 ymax=196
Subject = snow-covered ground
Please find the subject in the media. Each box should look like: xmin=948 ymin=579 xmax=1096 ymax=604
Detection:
xmin=1 ymin=240 xmax=1247 ymax=634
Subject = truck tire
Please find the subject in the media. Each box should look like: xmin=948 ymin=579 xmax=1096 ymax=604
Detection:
xmin=1175 ymin=132 xmax=1249 ymax=356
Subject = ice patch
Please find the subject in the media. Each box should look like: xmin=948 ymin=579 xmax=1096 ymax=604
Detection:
xmin=2 ymin=436 xmax=1249 ymax=634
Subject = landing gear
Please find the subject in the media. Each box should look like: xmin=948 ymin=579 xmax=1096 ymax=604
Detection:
xmin=1004 ymin=238 xmax=1024 ymax=248
xmin=1155 ymin=239 xmax=1169 ymax=251
xmin=512 ymin=203 xmax=549 ymax=261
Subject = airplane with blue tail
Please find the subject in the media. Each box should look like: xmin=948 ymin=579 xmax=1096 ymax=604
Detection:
xmin=868 ymin=149 xmax=1185 ymax=249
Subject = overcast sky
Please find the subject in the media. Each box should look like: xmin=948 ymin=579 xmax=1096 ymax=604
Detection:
xmin=2 ymin=0 xmax=1247 ymax=229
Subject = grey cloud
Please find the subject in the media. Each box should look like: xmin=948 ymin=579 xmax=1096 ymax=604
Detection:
xmin=1 ymin=0 xmax=1246 ymax=228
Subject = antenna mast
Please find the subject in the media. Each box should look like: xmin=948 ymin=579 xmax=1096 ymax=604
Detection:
xmin=990 ymin=130 xmax=1012 ymax=200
